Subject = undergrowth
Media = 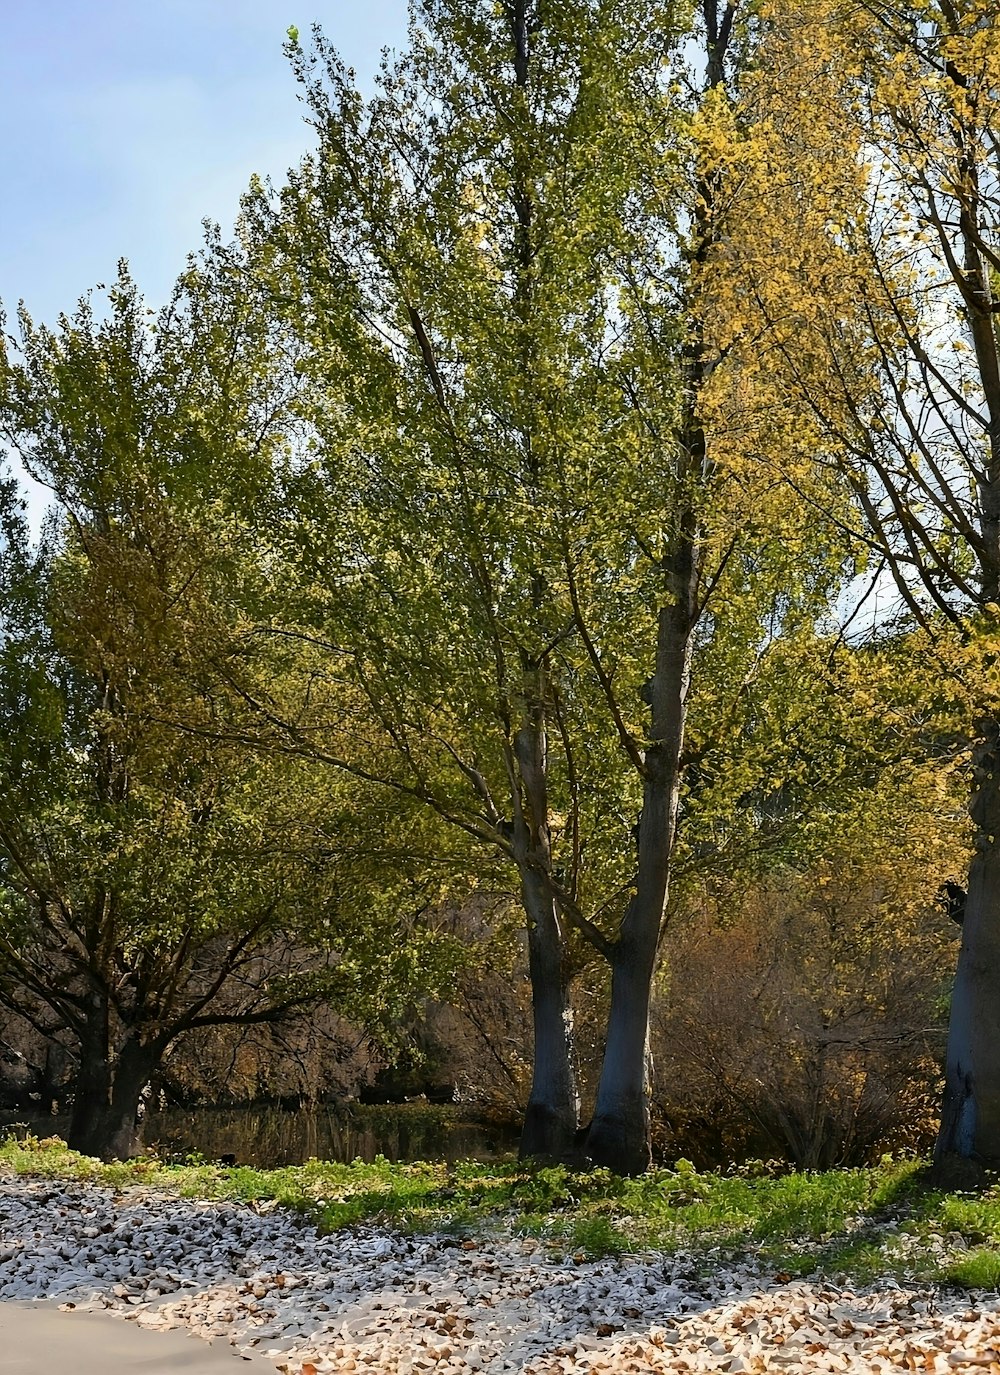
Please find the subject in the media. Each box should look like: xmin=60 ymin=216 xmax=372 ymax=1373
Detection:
xmin=4 ymin=1133 xmax=1000 ymax=1289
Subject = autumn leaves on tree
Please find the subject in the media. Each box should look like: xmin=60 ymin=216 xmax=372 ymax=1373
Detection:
xmin=246 ymin=0 xmax=864 ymax=1172
xmin=733 ymin=0 xmax=1000 ymax=1167
xmin=0 ymin=0 xmax=997 ymax=1170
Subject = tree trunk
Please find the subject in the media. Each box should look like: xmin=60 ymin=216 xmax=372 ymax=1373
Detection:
xmin=586 ymin=553 xmax=696 ymax=1173
xmin=935 ymin=722 xmax=1000 ymax=1169
xmin=68 ymin=1030 xmax=155 ymax=1161
xmin=585 ymin=935 xmax=655 ymax=1174
xmin=518 ymin=847 xmax=580 ymax=1161
xmin=581 ymin=0 xmax=729 ymax=1169
xmin=67 ymin=1040 xmax=113 ymax=1156
xmin=68 ymin=990 xmax=113 ymax=1155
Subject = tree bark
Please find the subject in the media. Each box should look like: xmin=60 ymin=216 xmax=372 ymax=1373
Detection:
xmin=935 ymin=721 xmax=1000 ymax=1169
xmin=68 ymin=990 xmax=113 ymax=1155
xmin=585 ymin=935 xmax=656 ymax=1173
xmin=582 ymin=0 xmax=733 ymax=1175
xmin=67 ymin=1044 xmax=113 ymax=1157
xmin=68 ymin=1026 xmax=155 ymax=1161
xmin=586 ymin=533 xmax=697 ymax=1173
xmin=496 ymin=0 xmax=582 ymax=1161
xmin=512 ymin=700 xmax=580 ymax=1161
xmin=519 ymin=864 xmax=580 ymax=1160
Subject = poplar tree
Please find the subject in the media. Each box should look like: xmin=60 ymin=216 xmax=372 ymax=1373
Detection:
xmin=244 ymin=0 xmax=852 ymax=1170
xmin=736 ymin=0 xmax=1000 ymax=1168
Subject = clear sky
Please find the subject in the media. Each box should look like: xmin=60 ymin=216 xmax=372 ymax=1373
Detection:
xmin=0 ymin=1 xmax=409 ymax=327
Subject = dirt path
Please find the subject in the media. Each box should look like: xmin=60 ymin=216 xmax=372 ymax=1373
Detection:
xmin=0 ymin=1300 xmax=273 ymax=1373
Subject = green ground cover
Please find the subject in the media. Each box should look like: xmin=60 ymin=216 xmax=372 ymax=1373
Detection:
xmin=3 ymin=1135 xmax=1000 ymax=1290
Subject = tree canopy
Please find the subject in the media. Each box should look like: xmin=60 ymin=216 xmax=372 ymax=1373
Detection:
xmin=0 ymin=0 xmax=991 ymax=1172
xmin=0 ymin=270 xmax=466 ymax=1159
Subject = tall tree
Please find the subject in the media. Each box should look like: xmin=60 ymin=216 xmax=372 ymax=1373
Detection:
xmin=736 ymin=0 xmax=1000 ymax=1167
xmin=0 ymin=273 xmax=460 ymax=1158
xmin=234 ymin=0 xmax=854 ymax=1171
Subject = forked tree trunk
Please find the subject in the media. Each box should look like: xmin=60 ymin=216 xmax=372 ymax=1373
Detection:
xmin=68 ymin=1028 xmax=156 ymax=1161
xmin=935 ymin=722 xmax=1000 ymax=1169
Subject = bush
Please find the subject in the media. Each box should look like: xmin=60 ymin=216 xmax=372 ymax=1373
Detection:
xmin=651 ymin=866 xmax=954 ymax=1168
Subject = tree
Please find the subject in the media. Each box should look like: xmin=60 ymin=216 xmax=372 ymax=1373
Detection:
xmin=736 ymin=0 xmax=1000 ymax=1168
xmin=230 ymin=0 xmax=856 ymax=1171
xmin=0 ymin=273 xmax=462 ymax=1159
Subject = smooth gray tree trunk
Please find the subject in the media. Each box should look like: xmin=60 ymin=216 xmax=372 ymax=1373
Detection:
xmin=586 ymin=535 xmax=697 ymax=1174
xmin=493 ymin=0 xmax=582 ymax=1164
xmin=519 ymin=865 xmax=580 ymax=1160
xmin=582 ymin=0 xmax=733 ymax=1175
xmin=585 ymin=936 xmax=655 ymax=1173
xmin=935 ymin=722 xmax=1000 ymax=1169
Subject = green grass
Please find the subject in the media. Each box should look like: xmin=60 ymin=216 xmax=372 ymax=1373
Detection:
xmin=6 ymin=1131 xmax=1000 ymax=1285
xmin=944 ymin=1248 xmax=1000 ymax=1290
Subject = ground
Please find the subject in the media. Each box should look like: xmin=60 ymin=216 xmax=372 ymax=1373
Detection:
xmin=4 ymin=1164 xmax=1000 ymax=1373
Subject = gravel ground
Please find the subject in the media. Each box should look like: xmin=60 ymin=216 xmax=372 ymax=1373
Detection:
xmin=3 ymin=1173 xmax=1000 ymax=1373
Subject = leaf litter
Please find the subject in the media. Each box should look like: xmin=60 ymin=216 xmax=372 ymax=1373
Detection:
xmin=4 ymin=1173 xmax=1000 ymax=1373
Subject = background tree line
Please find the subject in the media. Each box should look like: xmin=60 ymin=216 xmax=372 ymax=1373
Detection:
xmin=0 ymin=0 xmax=994 ymax=1172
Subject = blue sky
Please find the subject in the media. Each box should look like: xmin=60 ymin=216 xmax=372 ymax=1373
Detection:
xmin=0 ymin=1 xmax=409 ymax=326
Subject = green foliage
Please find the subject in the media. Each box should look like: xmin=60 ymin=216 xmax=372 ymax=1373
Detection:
xmin=0 ymin=264 xmax=476 ymax=1157
xmin=223 ymin=0 xmax=864 ymax=959
xmin=511 ymin=1165 xmax=577 ymax=1210
xmin=13 ymin=1134 xmax=1000 ymax=1282
xmin=0 ymin=0 xmax=983 ymax=1176
xmin=249 ymin=0 xmax=680 ymax=907
xmin=150 ymin=6 xmax=895 ymax=1190
xmin=943 ymin=1249 xmax=1000 ymax=1292
xmin=569 ymin=1215 xmax=632 ymax=1258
